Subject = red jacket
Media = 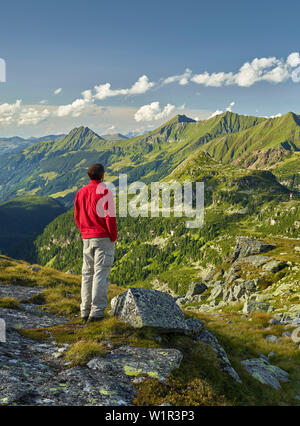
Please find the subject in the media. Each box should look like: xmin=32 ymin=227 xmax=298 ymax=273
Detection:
xmin=75 ymin=180 xmax=118 ymax=242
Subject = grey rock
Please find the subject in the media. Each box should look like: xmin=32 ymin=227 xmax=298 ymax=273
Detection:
xmin=186 ymin=282 xmax=208 ymax=298
xmin=282 ymin=331 xmax=292 ymax=338
xmin=175 ymin=297 xmax=189 ymax=306
xmin=231 ymin=237 xmax=276 ymax=262
xmin=36 ymin=365 xmax=134 ymax=406
xmin=243 ymin=300 xmax=270 ymax=314
xmin=288 ymin=305 xmax=300 ymax=319
xmin=29 ymin=266 xmax=41 ymax=272
xmin=269 ymin=318 xmax=281 ymax=325
xmin=87 ymin=346 xmax=183 ymax=381
xmin=262 ymin=260 xmax=287 ymax=274
xmin=0 ymin=285 xmax=44 ymax=302
xmin=291 ymin=328 xmax=300 ymax=344
xmin=239 ymin=255 xmax=270 ymax=267
xmin=189 ymin=294 xmax=207 ymax=303
xmin=265 ymin=335 xmax=278 ymax=343
xmin=259 ymin=354 xmax=269 ymax=362
xmin=185 ymin=318 xmax=205 ymax=335
xmin=0 ymin=306 xmax=66 ymax=331
xmin=241 ymin=358 xmax=289 ymax=389
xmin=195 ymin=328 xmax=242 ymax=383
xmin=208 ymin=286 xmax=223 ymax=301
xmin=111 ymin=288 xmax=189 ymax=333
xmin=177 ymin=294 xmax=206 ymax=306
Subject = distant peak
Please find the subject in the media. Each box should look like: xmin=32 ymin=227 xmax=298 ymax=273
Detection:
xmin=174 ymin=114 xmax=196 ymax=123
xmin=67 ymin=126 xmax=103 ymax=139
xmin=166 ymin=114 xmax=196 ymax=125
xmin=102 ymin=133 xmax=128 ymax=141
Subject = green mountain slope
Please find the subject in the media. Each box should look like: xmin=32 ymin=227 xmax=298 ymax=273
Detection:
xmin=201 ymin=112 xmax=300 ymax=190
xmin=0 ymin=113 xmax=266 ymax=206
xmin=204 ymin=112 xmax=300 ymax=162
xmin=0 ymin=195 xmax=65 ymax=260
xmin=34 ymin=150 xmax=292 ymax=290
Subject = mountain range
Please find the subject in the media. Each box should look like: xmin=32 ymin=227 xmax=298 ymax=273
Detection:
xmin=0 ymin=110 xmax=299 ymax=268
xmin=0 ymin=134 xmax=65 ymax=156
xmin=0 ymin=111 xmax=299 ymax=209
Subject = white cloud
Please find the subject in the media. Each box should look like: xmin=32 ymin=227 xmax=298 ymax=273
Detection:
xmin=191 ymin=71 xmax=234 ymax=87
xmin=0 ymin=100 xmax=22 ymax=124
xmin=208 ymin=109 xmax=224 ymax=119
xmin=208 ymin=101 xmax=236 ymax=119
xmin=54 ymin=88 xmax=62 ymax=95
xmin=163 ymin=68 xmax=192 ymax=86
xmin=40 ymin=99 xmax=48 ymax=105
xmin=18 ymin=108 xmax=50 ymax=125
xmin=226 ymin=101 xmax=235 ymax=112
xmin=56 ymin=96 xmax=92 ymax=118
xmin=82 ymin=90 xmax=93 ymax=101
xmin=0 ymin=100 xmax=52 ymax=127
xmin=264 ymin=113 xmax=282 ymax=118
xmin=134 ymin=102 xmax=175 ymax=122
xmin=0 ymin=100 xmax=22 ymax=119
xmin=174 ymin=53 xmax=300 ymax=88
xmin=286 ymin=52 xmax=300 ymax=67
xmin=94 ymin=75 xmax=155 ymax=100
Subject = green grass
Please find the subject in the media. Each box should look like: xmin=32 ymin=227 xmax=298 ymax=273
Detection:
xmin=1 ymin=253 xmax=299 ymax=405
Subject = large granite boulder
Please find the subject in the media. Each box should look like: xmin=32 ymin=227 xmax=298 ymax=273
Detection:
xmin=111 ymin=288 xmax=196 ymax=333
xmin=231 ymin=237 xmax=276 ymax=262
xmin=241 ymin=358 xmax=289 ymax=389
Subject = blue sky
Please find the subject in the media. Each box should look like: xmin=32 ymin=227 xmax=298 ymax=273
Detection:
xmin=1 ymin=0 xmax=300 ymax=137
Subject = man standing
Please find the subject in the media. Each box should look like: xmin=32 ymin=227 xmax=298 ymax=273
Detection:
xmin=75 ymin=163 xmax=117 ymax=322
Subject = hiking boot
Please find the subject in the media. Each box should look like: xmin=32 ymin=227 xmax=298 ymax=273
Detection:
xmin=88 ymin=316 xmax=104 ymax=323
xmin=81 ymin=316 xmax=89 ymax=322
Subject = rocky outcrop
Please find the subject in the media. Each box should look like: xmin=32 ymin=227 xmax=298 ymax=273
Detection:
xmin=223 ymin=279 xmax=257 ymax=303
xmin=262 ymin=260 xmax=287 ymax=273
xmin=241 ymin=357 xmax=289 ymax=389
xmin=231 ymin=237 xmax=276 ymax=262
xmin=88 ymin=346 xmax=183 ymax=382
xmin=243 ymin=300 xmax=270 ymax=314
xmin=186 ymin=282 xmax=208 ymax=298
xmin=195 ymin=328 xmax=242 ymax=383
xmin=0 ymin=282 xmax=242 ymax=405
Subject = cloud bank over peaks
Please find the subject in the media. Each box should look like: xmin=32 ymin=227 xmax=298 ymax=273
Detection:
xmin=170 ymin=53 xmax=300 ymax=88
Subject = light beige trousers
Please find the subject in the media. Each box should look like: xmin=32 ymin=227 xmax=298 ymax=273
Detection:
xmin=81 ymin=238 xmax=115 ymax=319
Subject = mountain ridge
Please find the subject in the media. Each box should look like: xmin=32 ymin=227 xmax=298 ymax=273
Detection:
xmin=0 ymin=111 xmax=299 ymax=206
